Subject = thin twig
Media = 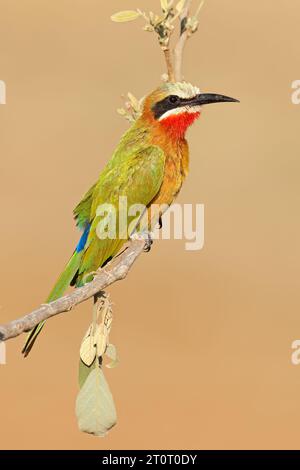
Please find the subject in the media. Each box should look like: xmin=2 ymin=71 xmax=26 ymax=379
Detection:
xmin=0 ymin=239 xmax=146 ymax=342
xmin=163 ymin=47 xmax=175 ymax=82
xmin=174 ymin=0 xmax=193 ymax=82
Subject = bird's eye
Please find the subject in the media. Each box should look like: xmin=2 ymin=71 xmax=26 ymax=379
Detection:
xmin=169 ymin=95 xmax=180 ymax=104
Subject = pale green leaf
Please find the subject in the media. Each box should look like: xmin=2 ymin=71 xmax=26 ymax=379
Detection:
xmin=78 ymin=358 xmax=96 ymax=388
xmin=105 ymin=344 xmax=119 ymax=369
xmin=117 ymin=108 xmax=126 ymax=116
xmin=195 ymin=0 xmax=205 ymax=18
xmin=176 ymin=0 xmax=186 ymax=13
xmin=127 ymin=92 xmax=139 ymax=111
xmin=111 ymin=10 xmax=140 ymax=23
xmin=76 ymin=368 xmax=117 ymax=437
xmin=139 ymin=96 xmax=146 ymax=107
xmin=160 ymin=0 xmax=169 ymax=12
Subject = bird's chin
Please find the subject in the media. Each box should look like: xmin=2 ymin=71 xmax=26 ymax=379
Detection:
xmin=190 ymin=105 xmax=202 ymax=114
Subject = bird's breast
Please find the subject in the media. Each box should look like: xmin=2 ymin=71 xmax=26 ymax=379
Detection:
xmin=151 ymin=139 xmax=189 ymax=207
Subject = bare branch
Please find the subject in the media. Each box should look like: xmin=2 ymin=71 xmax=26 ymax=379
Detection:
xmin=0 ymin=239 xmax=146 ymax=342
xmin=174 ymin=0 xmax=193 ymax=82
xmin=163 ymin=47 xmax=175 ymax=82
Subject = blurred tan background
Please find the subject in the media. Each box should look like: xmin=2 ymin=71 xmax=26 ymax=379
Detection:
xmin=0 ymin=0 xmax=300 ymax=450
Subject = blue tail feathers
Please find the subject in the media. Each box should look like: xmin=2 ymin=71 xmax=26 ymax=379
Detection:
xmin=76 ymin=224 xmax=90 ymax=253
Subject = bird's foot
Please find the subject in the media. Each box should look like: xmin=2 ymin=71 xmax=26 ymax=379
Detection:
xmin=130 ymin=231 xmax=154 ymax=252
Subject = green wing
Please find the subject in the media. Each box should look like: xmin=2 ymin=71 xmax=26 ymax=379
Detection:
xmin=22 ymin=145 xmax=164 ymax=356
xmin=76 ymin=145 xmax=165 ymax=285
xmin=73 ymin=183 xmax=96 ymax=229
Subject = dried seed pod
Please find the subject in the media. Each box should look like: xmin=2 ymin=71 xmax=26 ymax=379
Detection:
xmin=96 ymin=324 xmax=109 ymax=358
xmin=80 ymin=326 xmax=99 ymax=367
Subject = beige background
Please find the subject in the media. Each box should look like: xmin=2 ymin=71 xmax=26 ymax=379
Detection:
xmin=0 ymin=0 xmax=300 ymax=450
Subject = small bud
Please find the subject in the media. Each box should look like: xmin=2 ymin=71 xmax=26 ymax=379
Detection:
xmin=143 ymin=25 xmax=154 ymax=32
xmin=188 ymin=17 xmax=199 ymax=34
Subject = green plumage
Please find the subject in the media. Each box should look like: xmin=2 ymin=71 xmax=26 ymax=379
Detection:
xmin=76 ymin=145 xmax=165 ymax=285
xmin=22 ymin=250 xmax=84 ymax=356
xmin=22 ymin=122 xmax=165 ymax=356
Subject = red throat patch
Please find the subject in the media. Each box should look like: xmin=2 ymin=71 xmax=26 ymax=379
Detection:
xmin=160 ymin=111 xmax=201 ymax=139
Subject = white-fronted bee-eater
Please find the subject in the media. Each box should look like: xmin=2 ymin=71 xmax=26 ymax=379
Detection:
xmin=23 ymin=81 xmax=238 ymax=356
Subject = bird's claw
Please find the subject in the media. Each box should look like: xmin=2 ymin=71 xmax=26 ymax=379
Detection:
xmin=143 ymin=233 xmax=153 ymax=253
xmin=130 ymin=231 xmax=153 ymax=253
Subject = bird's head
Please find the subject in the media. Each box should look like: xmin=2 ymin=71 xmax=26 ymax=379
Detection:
xmin=142 ymin=81 xmax=239 ymax=139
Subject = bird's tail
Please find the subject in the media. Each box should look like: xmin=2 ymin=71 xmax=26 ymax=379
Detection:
xmin=22 ymin=250 xmax=83 ymax=357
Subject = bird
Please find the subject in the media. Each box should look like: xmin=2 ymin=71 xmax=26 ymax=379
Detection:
xmin=22 ymin=81 xmax=238 ymax=357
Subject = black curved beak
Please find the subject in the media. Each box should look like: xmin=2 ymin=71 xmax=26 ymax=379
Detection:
xmin=194 ymin=93 xmax=240 ymax=106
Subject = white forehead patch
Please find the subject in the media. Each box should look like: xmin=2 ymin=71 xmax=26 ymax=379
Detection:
xmin=165 ymin=81 xmax=200 ymax=99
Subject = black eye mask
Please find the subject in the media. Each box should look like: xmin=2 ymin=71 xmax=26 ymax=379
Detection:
xmin=152 ymin=96 xmax=196 ymax=120
xmin=152 ymin=93 xmax=239 ymax=120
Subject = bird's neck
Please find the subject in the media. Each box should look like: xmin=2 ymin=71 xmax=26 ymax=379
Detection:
xmin=140 ymin=110 xmax=200 ymax=143
xmin=159 ymin=112 xmax=200 ymax=140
